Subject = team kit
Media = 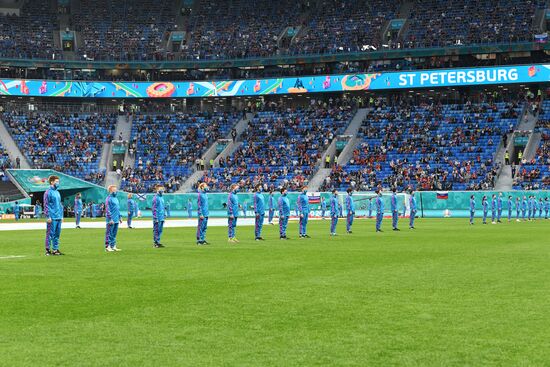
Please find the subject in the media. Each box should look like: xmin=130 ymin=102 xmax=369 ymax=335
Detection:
xmin=41 ymin=175 xmax=421 ymax=256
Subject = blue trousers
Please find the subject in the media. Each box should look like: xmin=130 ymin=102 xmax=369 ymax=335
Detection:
xmin=153 ymin=220 xmax=164 ymax=244
xmin=299 ymin=214 xmax=309 ymax=235
xmin=522 ymin=209 xmax=526 ymax=220
xmin=321 ymin=209 xmax=325 ymax=218
xmin=188 ymin=209 xmax=193 ymax=218
xmin=45 ymin=219 xmax=62 ymax=251
xmin=279 ymin=216 xmax=289 ymax=237
xmin=197 ymin=216 xmax=208 ymax=241
xmin=516 ymin=209 xmax=520 ymax=220
xmin=127 ymin=213 xmax=133 ymax=227
xmin=546 ymin=209 xmax=549 ymax=219
xmin=228 ymin=217 xmax=237 ymax=238
xmin=539 ymin=209 xmax=543 ymax=219
xmin=75 ymin=212 xmax=81 ymax=226
xmin=528 ymin=209 xmax=533 ymax=219
xmin=346 ymin=213 xmax=354 ymax=232
xmin=376 ymin=212 xmax=383 ymax=231
xmin=330 ymin=216 xmax=338 ymax=233
xmin=15 ymin=212 xmax=19 ymax=221
xmin=497 ymin=208 xmax=502 ymax=221
xmin=368 ymin=210 xmax=372 ymax=218
xmin=105 ymin=222 xmax=119 ymax=248
xmin=483 ymin=210 xmax=488 ymax=223
xmin=411 ymin=210 xmax=417 ymax=227
xmin=268 ymin=209 xmax=275 ymax=223
xmin=392 ymin=210 xmax=399 ymax=229
xmin=255 ymin=213 xmax=264 ymax=238
xmin=491 ymin=209 xmax=496 ymax=222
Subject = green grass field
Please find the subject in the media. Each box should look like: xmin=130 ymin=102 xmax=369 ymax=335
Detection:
xmin=1 ymin=218 xmax=549 ymax=366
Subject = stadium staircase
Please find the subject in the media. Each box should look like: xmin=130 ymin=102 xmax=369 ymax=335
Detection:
xmin=0 ymin=119 xmax=31 ymax=169
xmin=177 ymin=113 xmax=252 ymax=192
xmin=103 ymin=114 xmax=133 ymax=188
xmin=308 ymin=108 xmax=369 ymax=191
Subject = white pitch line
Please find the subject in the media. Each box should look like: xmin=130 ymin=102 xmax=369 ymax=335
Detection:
xmin=0 ymin=255 xmax=26 ymax=260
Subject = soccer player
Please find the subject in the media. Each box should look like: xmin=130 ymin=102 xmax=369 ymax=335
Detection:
xmin=508 ymin=195 xmax=513 ymax=222
xmin=165 ymin=202 xmax=171 ymax=218
xmin=515 ymin=197 xmax=521 ymax=222
xmin=375 ymin=190 xmax=384 ymax=232
xmin=127 ymin=193 xmax=136 ymax=229
xmin=338 ymin=200 xmax=343 ymax=217
xmin=528 ymin=195 xmax=534 ymax=221
xmin=538 ymin=198 xmax=544 ymax=219
xmin=391 ymin=189 xmax=399 ymax=231
xmin=482 ymin=195 xmax=488 ymax=224
xmin=242 ymin=200 xmax=248 ymax=218
xmin=187 ymin=198 xmax=193 ymax=218
xmin=497 ymin=193 xmax=503 ymax=223
xmin=297 ymin=186 xmax=310 ymax=238
xmin=197 ymin=182 xmax=209 ymax=245
xmin=469 ymin=194 xmax=475 ymax=225
xmin=345 ymin=188 xmax=355 ymax=234
xmin=545 ymin=197 xmax=549 ymax=219
xmin=34 ymin=200 xmax=42 ymax=219
xmin=410 ymin=190 xmax=417 ymax=229
xmin=104 ymin=185 xmax=122 ymax=252
xmin=152 ymin=184 xmax=166 ymax=248
xmin=44 ymin=175 xmax=63 ymax=256
xmin=521 ymin=195 xmax=528 ymax=221
xmin=74 ymin=193 xmax=83 ymax=229
xmin=253 ymin=184 xmax=265 ymax=241
xmin=320 ymin=196 xmax=327 ymax=220
xmin=268 ymin=190 xmax=276 ymax=225
xmin=278 ymin=187 xmax=290 ymax=239
xmin=329 ymin=189 xmax=339 ymax=236
xmin=227 ymin=184 xmax=239 ymax=243
xmin=368 ymin=198 xmax=373 ymax=218
xmin=13 ymin=201 xmax=20 ymax=221
xmin=490 ymin=194 xmax=497 ymax=224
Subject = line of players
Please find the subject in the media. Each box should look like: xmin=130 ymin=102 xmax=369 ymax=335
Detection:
xmin=42 ymin=175 xmax=418 ymax=256
xmin=469 ymin=193 xmax=550 ymax=225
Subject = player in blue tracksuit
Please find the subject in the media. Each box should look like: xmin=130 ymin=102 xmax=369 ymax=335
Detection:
xmin=469 ymin=194 xmax=475 ymax=225
xmin=253 ymin=184 xmax=266 ymax=240
xmin=345 ymin=188 xmax=355 ymax=233
xmin=482 ymin=195 xmax=488 ymax=224
xmin=545 ymin=198 xmax=549 ymax=219
xmin=497 ymin=193 xmax=503 ymax=223
xmin=74 ymin=193 xmax=83 ymax=228
xmin=338 ymin=200 xmax=343 ymax=217
xmin=391 ymin=189 xmax=399 ymax=231
xmin=242 ymin=200 xmax=248 ymax=218
xmin=329 ymin=189 xmax=339 ymax=235
xmin=368 ymin=198 xmax=373 ymax=218
xmin=187 ymin=198 xmax=193 ymax=218
xmin=320 ymin=197 xmax=327 ymax=219
xmin=278 ymin=187 xmax=290 ymax=239
xmin=127 ymin=193 xmax=136 ymax=228
xmin=538 ymin=198 xmax=544 ymax=219
xmin=34 ymin=201 xmax=42 ymax=219
xmin=44 ymin=175 xmax=63 ymax=256
xmin=13 ymin=201 xmax=20 ymax=221
xmin=515 ymin=197 xmax=520 ymax=222
xmin=409 ymin=190 xmax=417 ymax=229
xmin=152 ymin=185 xmax=166 ymax=248
xmin=227 ymin=184 xmax=240 ymax=243
xmin=297 ymin=187 xmax=310 ymax=238
xmin=507 ymin=195 xmax=513 ymax=222
xmin=491 ymin=194 xmax=497 ymax=224
xmin=268 ymin=190 xmax=276 ymax=224
xmin=528 ymin=196 xmax=534 ymax=220
xmin=521 ymin=196 xmax=528 ymax=221
xmin=196 ymin=183 xmax=209 ymax=245
xmin=104 ymin=185 xmax=122 ymax=252
xmin=376 ymin=190 xmax=384 ymax=232
xmin=532 ymin=196 xmax=538 ymax=220
xmin=165 ymin=202 xmax=171 ymax=218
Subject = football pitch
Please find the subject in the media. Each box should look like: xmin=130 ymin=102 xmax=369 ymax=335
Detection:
xmin=1 ymin=218 xmax=549 ymax=366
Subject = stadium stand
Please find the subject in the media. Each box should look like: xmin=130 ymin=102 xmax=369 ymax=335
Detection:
xmin=121 ymin=112 xmax=240 ymax=193
xmin=3 ymin=112 xmax=115 ymax=184
xmin=322 ymin=97 xmax=521 ymax=192
xmin=0 ymin=143 xmax=12 ymax=182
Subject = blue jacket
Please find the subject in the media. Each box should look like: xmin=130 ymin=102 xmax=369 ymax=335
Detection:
xmin=44 ymin=186 xmax=63 ymax=220
xmin=410 ymin=196 xmax=417 ymax=211
xmin=391 ymin=194 xmax=398 ymax=212
xmin=345 ymin=194 xmax=355 ymax=214
xmin=297 ymin=193 xmax=310 ymax=215
xmin=227 ymin=192 xmax=239 ymax=217
xmin=74 ymin=198 xmax=82 ymax=212
xmin=152 ymin=193 xmax=165 ymax=221
xmin=491 ymin=198 xmax=496 ymax=210
xmin=507 ymin=199 xmax=512 ymax=210
xmin=376 ymin=196 xmax=384 ymax=213
xmin=105 ymin=193 xmax=120 ymax=223
xmin=254 ymin=192 xmax=265 ymax=214
xmin=330 ymin=195 xmax=338 ymax=217
xmin=13 ymin=204 xmax=20 ymax=214
xmin=497 ymin=197 xmax=502 ymax=209
xmin=522 ymin=199 xmax=528 ymax=210
xmin=482 ymin=199 xmax=488 ymax=211
xmin=268 ymin=195 xmax=275 ymax=210
xmin=197 ymin=190 xmax=209 ymax=217
xmin=278 ymin=195 xmax=290 ymax=217
xmin=469 ymin=198 xmax=475 ymax=211
xmin=127 ymin=199 xmax=136 ymax=214
xmin=321 ymin=200 xmax=327 ymax=210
